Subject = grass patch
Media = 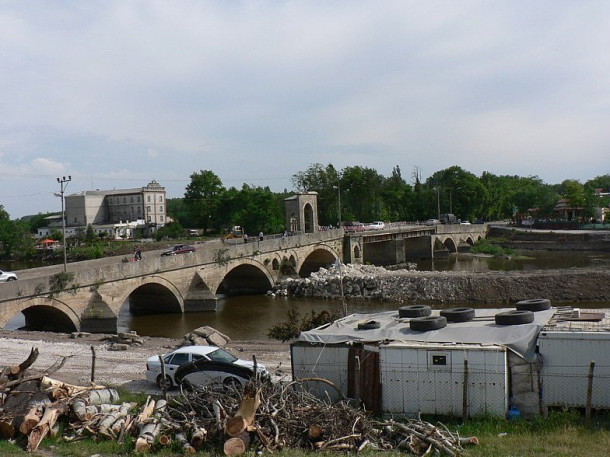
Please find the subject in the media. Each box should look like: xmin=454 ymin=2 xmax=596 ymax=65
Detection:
xmin=470 ymin=238 xmax=514 ymax=258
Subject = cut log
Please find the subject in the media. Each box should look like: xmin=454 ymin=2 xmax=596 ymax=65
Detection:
xmin=190 ymin=427 xmax=207 ymax=449
xmin=19 ymin=405 xmax=43 ymax=435
xmin=99 ymin=402 xmax=132 ymax=438
xmin=308 ymin=424 xmax=323 ymax=441
xmin=27 ymin=403 xmax=67 ymax=452
xmin=225 ymin=416 xmax=248 ymax=437
xmin=176 ymin=432 xmax=196 ymax=454
xmin=223 ymin=432 xmax=252 ymax=456
xmin=135 ymin=421 xmax=161 ymax=453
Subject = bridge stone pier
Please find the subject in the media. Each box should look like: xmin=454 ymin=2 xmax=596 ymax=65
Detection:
xmin=0 ymin=231 xmax=343 ymax=334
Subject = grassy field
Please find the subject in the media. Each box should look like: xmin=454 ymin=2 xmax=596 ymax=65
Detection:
xmin=1 ymin=409 xmax=608 ymax=456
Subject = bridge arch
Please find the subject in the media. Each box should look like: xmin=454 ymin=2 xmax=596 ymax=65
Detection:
xmin=298 ymin=246 xmax=339 ymax=277
xmin=116 ymin=276 xmax=185 ymax=316
xmin=0 ymin=297 xmax=80 ymax=332
xmin=439 ymin=236 xmax=458 ymax=253
xmin=217 ymin=260 xmax=274 ymax=296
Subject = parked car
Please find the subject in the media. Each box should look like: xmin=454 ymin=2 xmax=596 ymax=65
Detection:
xmin=425 ymin=219 xmax=439 ymax=226
xmin=145 ymin=345 xmax=268 ymax=389
xmin=161 ymin=244 xmax=196 ymax=256
xmin=366 ymin=221 xmax=386 ymax=230
xmin=342 ymin=221 xmax=365 ymax=232
xmin=0 ymin=269 xmax=17 ymax=282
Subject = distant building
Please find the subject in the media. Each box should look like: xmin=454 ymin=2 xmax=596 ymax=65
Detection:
xmin=36 ymin=180 xmax=167 ymax=239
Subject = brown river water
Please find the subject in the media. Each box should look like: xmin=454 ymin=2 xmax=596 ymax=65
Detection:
xmin=4 ymin=250 xmax=610 ymax=339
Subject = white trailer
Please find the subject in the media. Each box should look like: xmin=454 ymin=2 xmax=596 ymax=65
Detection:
xmin=538 ymin=308 xmax=610 ymax=412
xmin=380 ymin=342 xmax=508 ymax=417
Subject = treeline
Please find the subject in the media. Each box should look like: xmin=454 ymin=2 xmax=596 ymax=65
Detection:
xmin=169 ymin=164 xmax=610 ymax=234
xmin=1 ymin=164 xmax=609 ymax=259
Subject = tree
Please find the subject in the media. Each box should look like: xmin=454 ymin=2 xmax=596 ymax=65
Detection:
xmin=184 ymin=170 xmax=225 ymax=232
xmin=340 ymin=166 xmax=384 ymax=222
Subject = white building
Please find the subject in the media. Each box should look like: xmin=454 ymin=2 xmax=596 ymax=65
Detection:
xmin=37 ymin=180 xmax=167 ymax=239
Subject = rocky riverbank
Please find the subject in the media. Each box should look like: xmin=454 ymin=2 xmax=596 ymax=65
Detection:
xmin=273 ymin=262 xmax=610 ymax=305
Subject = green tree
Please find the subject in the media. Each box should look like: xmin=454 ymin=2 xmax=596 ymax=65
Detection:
xmin=184 ymin=170 xmax=225 ymax=232
xmin=340 ymin=166 xmax=384 ymax=222
xmin=154 ymin=221 xmax=185 ymax=241
xmin=380 ymin=165 xmax=415 ymax=221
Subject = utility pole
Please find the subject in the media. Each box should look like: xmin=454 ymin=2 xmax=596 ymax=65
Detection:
xmin=333 ymin=183 xmax=341 ymax=227
xmin=57 ymin=176 xmax=71 ymax=272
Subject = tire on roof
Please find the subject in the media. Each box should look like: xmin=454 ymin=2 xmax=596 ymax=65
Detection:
xmin=399 ymin=305 xmax=432 ymax=318
xmin=515 ymin=298 xmax=551 ymax=312
xmin=440 ymin=307 xmax=476 ymax=322
xmin=357 ymin=320 xmax=381 ymax=330
xmin=410 ymin=316 xmax=447 ymax=332
xmin=495 ymin=310 xmax=535 ymax=325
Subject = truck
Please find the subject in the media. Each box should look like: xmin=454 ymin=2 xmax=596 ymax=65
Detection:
xmin=439 ymin=213 xmax=457 ymax=224
xmin=224 ymin=226 xmax=244 ymax=239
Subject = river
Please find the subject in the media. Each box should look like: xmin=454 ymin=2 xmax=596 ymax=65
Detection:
xmin=3 ymin=250 xmax=610 ymax=339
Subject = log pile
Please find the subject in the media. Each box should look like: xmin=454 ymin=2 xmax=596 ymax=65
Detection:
xmin=1 ymin=348 xmax=478 ymax=455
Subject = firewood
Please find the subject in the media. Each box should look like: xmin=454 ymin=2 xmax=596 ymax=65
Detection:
xmin=135 ymin=421 xmax=161 ymax=453
xmin=19 ymin=405 xmax=43 ymax=434
xmin=223 ymin=432 xmax=251 ymax=456
xmin=98 ymin=402 xmax=132 ymax=438
xmin=190 ymin=427 xmax=207 ymax=449
xmin=308 ymin=424 xmax=323 ymax=441
xmin=176 ymin=432 xmax=196 ymax=454
xmin=136 ymin=396 xmax=155 ymax=424
xmin=27 ymin=403 xmax=67 ymax=452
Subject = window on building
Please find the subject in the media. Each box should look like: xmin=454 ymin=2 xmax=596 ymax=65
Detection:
xmin=147 ymin=196 xmax=151 ymax=202
xmin=130 ymin=196 xmax=134 ymax=203
xmin=160 ymin=216 xmax=164 ymax=222
xmin=159 ymin=206 xmax=163 ymax=212
xmin=159 ymin=196 xmax=163 ymax=202
xmin=147 ymin=216 xmax=151 ymax=222
xmin=123 ymin=197 xmax=126 ymax=203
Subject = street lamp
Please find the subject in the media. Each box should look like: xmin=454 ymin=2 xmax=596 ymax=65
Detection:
xmin=333 ymin=183 xmax=341 ymax=227
xmin=57 ymin=176 xmax=71 ymax=272
xmin=434 ymin=187 xmax=440 ymax=220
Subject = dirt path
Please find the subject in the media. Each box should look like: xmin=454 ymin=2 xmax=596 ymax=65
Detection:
xmin=0 ymin=330 xmax=292 ymax=394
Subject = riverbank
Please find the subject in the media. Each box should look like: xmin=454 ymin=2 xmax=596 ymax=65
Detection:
xmin=0 ymin=329 xmax=292 ymax=393
xmin=274 ymin=262 xmax=610 ymax=304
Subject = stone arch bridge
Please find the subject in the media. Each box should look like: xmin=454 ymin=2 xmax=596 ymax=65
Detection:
xmin=0 ymin=231 xmax=343 ymax=334
xmin=0 ymin=224 xmax=487 ymax=333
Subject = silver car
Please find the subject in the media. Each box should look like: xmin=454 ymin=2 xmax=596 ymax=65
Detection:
xmin=0 ymin=269 xmax=17 ymax=282
xmin=145 ymin=345 xmax=268 ymax=389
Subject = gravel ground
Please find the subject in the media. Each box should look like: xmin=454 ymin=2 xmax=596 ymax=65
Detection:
xmin=0 ymin=330 xmax=292 ymax=394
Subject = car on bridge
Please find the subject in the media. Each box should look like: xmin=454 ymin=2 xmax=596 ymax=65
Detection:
xmin=146 ymin=345 xmax=268 ymax=389
xmin=161 ymin=244 xmax=196 ymax=256
xmin=343 ymin=221 xmax=365 ymax=232
xmin=0 ymin=269 xmax=17 ymax=282
xmin=366 ymin=221 xmax=386 ymax=230
xmin=425 ymin=219 xmax=439 ymax=225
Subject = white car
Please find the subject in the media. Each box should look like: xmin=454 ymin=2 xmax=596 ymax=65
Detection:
xmin=0 ymin=269 xmax=17 ymax=282
xmin=366 ymin=221 xmax=386 ymax=230
xmin=425 ymin=219 xmax=440 ymax=226
xmin=145 ymin=345 xmax=268 ymax=389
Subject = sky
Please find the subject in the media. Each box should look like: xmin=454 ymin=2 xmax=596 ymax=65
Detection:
xmin=1 ymin=1 xmax=609 ymax=219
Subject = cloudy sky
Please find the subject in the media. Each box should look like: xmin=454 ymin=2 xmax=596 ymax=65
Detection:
xmin=1 ymin=1 xmax=608 ymax=218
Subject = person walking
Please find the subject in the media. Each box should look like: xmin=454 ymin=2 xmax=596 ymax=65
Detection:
xmin=259 ymin=231 xmax=264 ymax=241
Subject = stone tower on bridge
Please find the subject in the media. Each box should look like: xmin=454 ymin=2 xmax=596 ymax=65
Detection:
xmin=284 ymin=192 xmax=319 ymax=233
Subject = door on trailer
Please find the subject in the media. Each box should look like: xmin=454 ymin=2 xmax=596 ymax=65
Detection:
xmin=348 ymin=346 xmax=381 ymax=415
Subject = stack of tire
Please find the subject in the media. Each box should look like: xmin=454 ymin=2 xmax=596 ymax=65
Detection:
xmin=494 ymin=298 xmax=552 ymax=325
